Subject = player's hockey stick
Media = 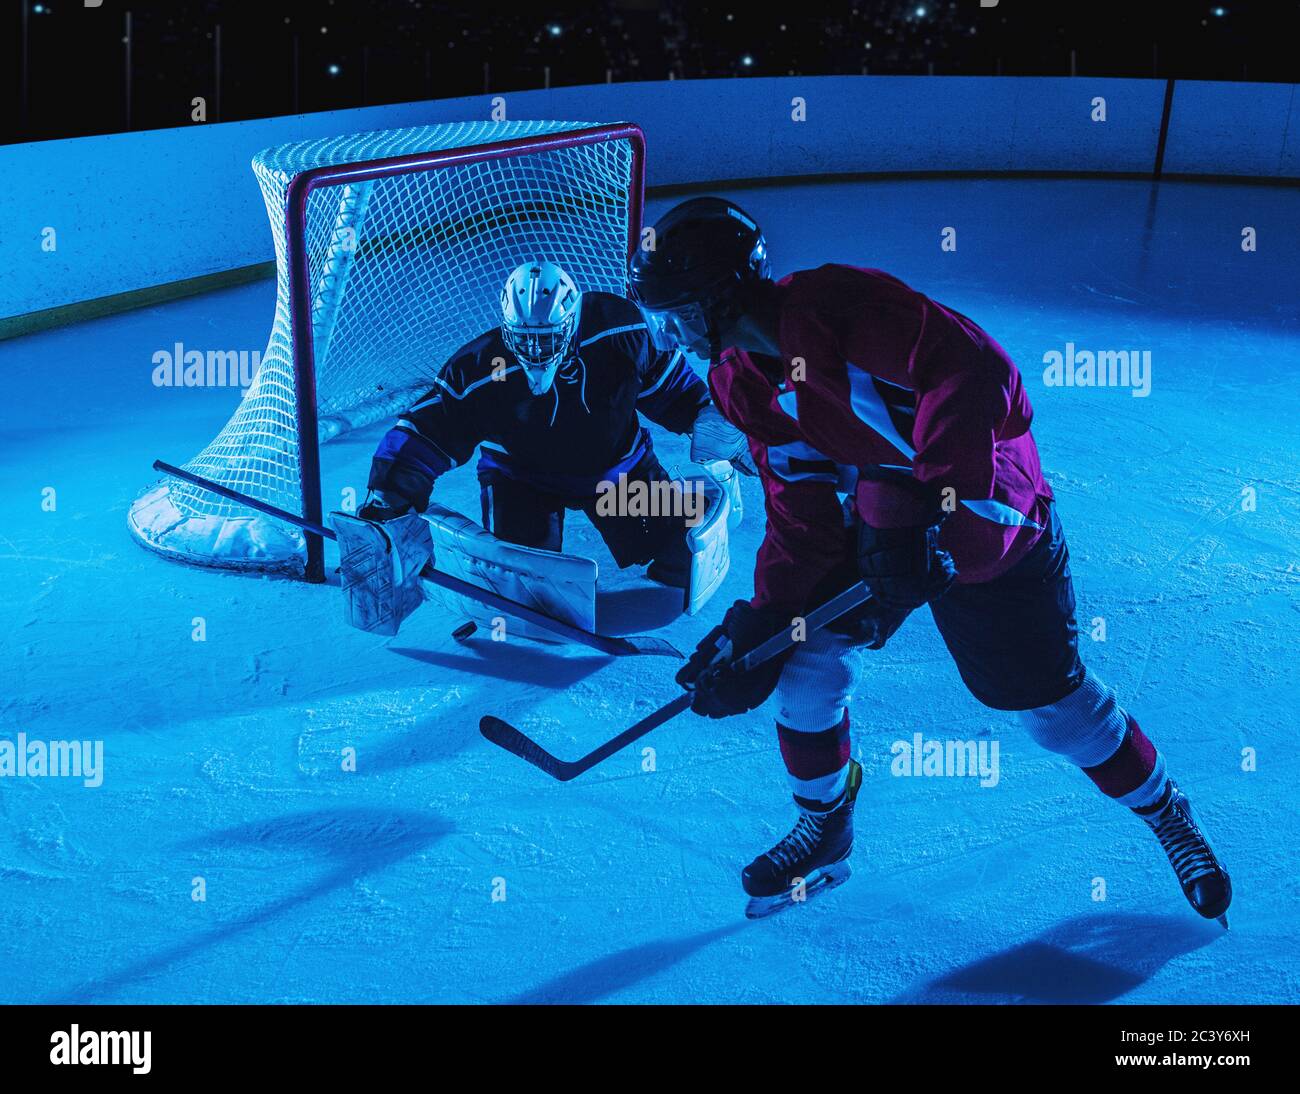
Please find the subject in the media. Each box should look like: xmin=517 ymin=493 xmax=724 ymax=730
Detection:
xmin=151 ymin=460 xmax=683 ymax=659
xmin=480 ymin=581 xmax=874 ymax=781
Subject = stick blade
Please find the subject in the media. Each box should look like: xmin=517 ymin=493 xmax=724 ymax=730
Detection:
xmin=479 ymin=716 xmax=577 ymax=781
xmin=617 ymin=634 xmax=684 ymax=659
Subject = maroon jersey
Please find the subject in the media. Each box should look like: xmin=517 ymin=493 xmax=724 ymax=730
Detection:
xmin=709 ymin=264 xmax=1054 ymax=616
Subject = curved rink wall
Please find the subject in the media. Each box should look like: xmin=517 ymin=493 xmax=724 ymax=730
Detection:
xmin=1 ymin=74 xmax=1296 ymax=324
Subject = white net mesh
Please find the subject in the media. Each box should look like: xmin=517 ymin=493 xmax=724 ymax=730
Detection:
xmin=129 ymin=120 xmax=639 ymax=576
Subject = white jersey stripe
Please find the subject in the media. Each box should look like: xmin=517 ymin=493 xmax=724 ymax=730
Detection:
xmin=410 ymin=364 xmax=523 ymax=409
xmin=775 ymin=367 xmax=1039 ymax=530
xmin=845 ymin=367 xmax=917 ymax=459
xmin=636 ymin=349 xmax=685 ymax=399
xmin=580 ymin=322 xmax=646 ymax=348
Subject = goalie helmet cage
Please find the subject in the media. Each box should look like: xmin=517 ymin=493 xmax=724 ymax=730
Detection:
xmin=129 ymin=120 xmax=646 ymax=582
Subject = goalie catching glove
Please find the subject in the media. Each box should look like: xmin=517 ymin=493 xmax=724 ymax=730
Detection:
xmin=676 ymin=600 xmax=795 ymax=718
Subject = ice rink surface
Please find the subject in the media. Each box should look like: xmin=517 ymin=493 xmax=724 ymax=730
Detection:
xmin=1 ymin=177 xmax=1297 ymax=1004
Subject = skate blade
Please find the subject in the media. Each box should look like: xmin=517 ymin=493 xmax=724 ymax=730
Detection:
xmin=744 ymin=860 xmax=852 ymax=920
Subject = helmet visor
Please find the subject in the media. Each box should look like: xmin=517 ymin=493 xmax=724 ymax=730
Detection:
xmin=639 ymin=300 xmax=712 ymax=356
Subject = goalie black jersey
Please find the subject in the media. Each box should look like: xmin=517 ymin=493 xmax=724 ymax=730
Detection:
xmin=368 ymin=291 xmax=709 ymax=506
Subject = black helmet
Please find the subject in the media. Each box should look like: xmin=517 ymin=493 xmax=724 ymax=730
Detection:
xmin=629 ymin=197 xmax=770 ymax=356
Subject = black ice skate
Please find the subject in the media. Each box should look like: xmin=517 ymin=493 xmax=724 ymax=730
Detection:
xmin=1135 ymin=780 xmax=1233 ymax=929
xmin=742 ymin=759 xmax=862 ymax=920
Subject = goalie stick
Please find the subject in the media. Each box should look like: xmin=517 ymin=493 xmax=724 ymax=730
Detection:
xmin=150 ymin=461 xmax=683 ymax=659
xmin=480 ymin=581 xmax=875 ymax=781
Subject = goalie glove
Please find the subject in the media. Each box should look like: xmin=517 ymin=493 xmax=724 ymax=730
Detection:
xmin=331 ymin=511 xmax=434 ymax=636
xmin=691 ymin=403 xmax=756 ymax=475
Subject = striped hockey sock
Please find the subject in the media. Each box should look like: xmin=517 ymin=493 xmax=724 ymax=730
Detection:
xmin=777 ymin=711 xmax=852 ymax=810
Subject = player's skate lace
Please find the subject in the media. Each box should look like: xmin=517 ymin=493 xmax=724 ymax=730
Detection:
xmin=765 ymin=813 xmax=824 ymax=871
xmin=1147 ymin=799 xmax=1217 ymax=884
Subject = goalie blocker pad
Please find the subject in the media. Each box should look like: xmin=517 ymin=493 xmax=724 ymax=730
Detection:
xmin=330 ymin=511 xmax=433 ymax=636
xmin=420 ymin=502 xmax=597 ymax=644
xmin=698 ymin=459 xmax=744 ymax=530
xmin=684 ymin=470 xmax=730 ymax=616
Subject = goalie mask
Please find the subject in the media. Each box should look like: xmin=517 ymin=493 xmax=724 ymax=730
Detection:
xmin=501 ymin=261 xmax=581 ymax=395
xmin=629 ymin=197 xmax=771 ymax=361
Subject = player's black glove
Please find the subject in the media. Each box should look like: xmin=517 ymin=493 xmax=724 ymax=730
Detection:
xmin=855 ymin=510 xmax=957 ymax=610
xmin=676 ymin=600 xmax=794 ymax=719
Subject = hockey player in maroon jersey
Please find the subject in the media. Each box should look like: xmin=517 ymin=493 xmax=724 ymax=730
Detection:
xmin=630 ymin=197 xmax=1232 ymax=922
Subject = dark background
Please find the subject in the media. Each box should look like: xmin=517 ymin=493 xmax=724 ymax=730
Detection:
xmin=4 ymin=0 xmax=1297 ymax=146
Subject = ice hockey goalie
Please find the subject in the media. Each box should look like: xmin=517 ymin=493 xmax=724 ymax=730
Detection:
xmin=344 ymin=260 xmax=747 ymax=639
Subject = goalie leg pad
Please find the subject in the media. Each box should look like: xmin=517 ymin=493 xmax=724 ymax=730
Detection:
xmin=421 ymin=502 xmax=597 ymax=643
xmin=330 ymin=511 xmax=433 ymax=636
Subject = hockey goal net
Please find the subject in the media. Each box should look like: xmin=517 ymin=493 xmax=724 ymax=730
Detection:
xmin=129 ymin=120 xmax=645 ymax=581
